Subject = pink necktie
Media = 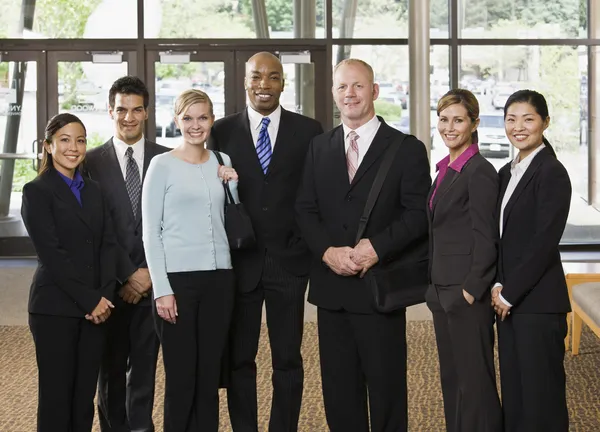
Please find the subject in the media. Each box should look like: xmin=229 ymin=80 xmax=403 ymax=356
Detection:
xmin=347 ymin=131 xmax=359 ymax=183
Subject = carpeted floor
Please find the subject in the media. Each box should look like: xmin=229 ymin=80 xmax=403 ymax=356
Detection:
xmin=0 ymin=322 xmax=599 ymax=431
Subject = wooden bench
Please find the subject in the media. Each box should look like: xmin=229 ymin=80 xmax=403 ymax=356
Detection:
xmin=564 ymin=265 xmax=600 ymax=351
xmin=570 ymin=282 xmax=600 ymax=355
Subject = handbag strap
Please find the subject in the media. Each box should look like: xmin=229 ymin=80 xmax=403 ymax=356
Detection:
xmin=211 ymin=150 xmax=235 ymax=205
xmin=354 ymin=136 xmax=405 ymax=244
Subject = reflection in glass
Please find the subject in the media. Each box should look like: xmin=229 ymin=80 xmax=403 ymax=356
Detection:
xmin=460 ymin=45 xmax=590 ymax=243
xmin=154 ymin=62 xmax=225 ymax=148
xmin=58 ymin=62 xmax=128 ymax=148
xmin=458 ymin=0 xmax=587 ymax=39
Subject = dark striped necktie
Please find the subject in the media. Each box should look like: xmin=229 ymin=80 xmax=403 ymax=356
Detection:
xmin=125 ymin=146 xmax=141 ymax=218
xmin=256 ymin=117 xmax=272 ymax=174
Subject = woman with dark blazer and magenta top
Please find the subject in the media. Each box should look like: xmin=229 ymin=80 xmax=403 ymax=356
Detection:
xmin=492 ymin=90 xmax=571 ymax=432
xmin=426 ymin=89 xmax=502 ymax=432
xmin=21 ymin=113 xmax=116 ymax=432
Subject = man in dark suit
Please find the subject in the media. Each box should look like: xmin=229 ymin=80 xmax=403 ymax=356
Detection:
xmin=295 ymin=59 xmax=430 ymax=432
xmin=208 ymin=52 xmax=323 ymax=432
xmin=85 ymin=76 xmax=168 ymax=432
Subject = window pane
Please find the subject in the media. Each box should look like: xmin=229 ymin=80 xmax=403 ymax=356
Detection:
xmin=332 ymin=1 xmax=448 ymax=40
xmin=0 ymin=0 xmax=138 ymax=39
xmin=154 ymin=62 xmax=226 ymax=147
xmin=458 ymin=45 xmax=591 ymax=243
xmin=333 ymin=0 xmax=409 ymax=38
xmin=333 ymin=46 xmax=409 ymax=125
xmin=458 ymin=0 xmax=587 ymax=39
xmin=146 ymin=0 xmax=325 ymax=38
xmin=58 ymin=62 xmax=128 ymax=148
xmin=0 ymin=60 xmax=37 ymax=239
xmin=431 ymin=0 xmax=449 ymax=38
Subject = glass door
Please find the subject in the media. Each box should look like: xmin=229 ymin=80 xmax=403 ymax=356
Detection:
xmin=47 ymin=51 xmax=136 ymax=149
xmin=0 ymin=51 xmax=44 ymax=255
xmin=146 ymin=50 xmax=235 ymax=147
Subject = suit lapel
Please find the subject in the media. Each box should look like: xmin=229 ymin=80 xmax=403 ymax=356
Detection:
xmin=239 ymin=109 xmax=265 ymax=178
xmin=502 ymin=149 xmax=547 ymax=229
xmin=142 ymin=139 xmax=155 ymax=179
xmin=431 ymin=169 xmax=460 ymax=211
xmin=329 ymin=126 xmax=352 ymax=193
xmin=348 ymin=120 xmax=393 ymax=191
xmin=266 ymin=108 xmax=296 ymax=178
xmin=48 ymin=169 xmax=92 ymax=230
xmin=426 ymin=177 xmax=436 ymax=219
xmin=102 ymin=139 xmax=136 ymax=223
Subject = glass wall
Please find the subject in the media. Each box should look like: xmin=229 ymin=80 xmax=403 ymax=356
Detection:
xmin=0 ymin=0 xmax=138 ymax=38
xmin=145 ymin=0 xmax=326 ymax=38
xmin=459 ymin=0 xmax=587 ymax=38
xmin=0 ymin=0 xmax=598 ymax=251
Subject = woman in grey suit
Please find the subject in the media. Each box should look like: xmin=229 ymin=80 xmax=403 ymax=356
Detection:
xmin=425 ymin=89 xmax=502 ymax=432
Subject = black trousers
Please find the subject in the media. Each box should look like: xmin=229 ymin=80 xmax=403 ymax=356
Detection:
xmin=227 ymin=253 xmax=308 ymax=432
xmin=426 ymin=285 xmax=502 ymax=432
xmin=98 ymin=292 xmax=160 ymax=432
xmin=154 ymin=270 xmax=235 ymax=432
xmin=317 ymin=307 xmax=408 ymax=432
xmin=497 ymin=313 xmax=569 ymax=432
xmin=29 ymin=313 xmax=106 ymax=432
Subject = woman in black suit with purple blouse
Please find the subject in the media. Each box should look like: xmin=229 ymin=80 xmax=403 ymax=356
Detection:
xmin=21 ymin=113 xmax=116 ymax=431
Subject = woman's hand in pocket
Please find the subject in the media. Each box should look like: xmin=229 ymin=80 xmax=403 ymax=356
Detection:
xmin=462 ymin=289 xmax=475 ymax=305
xmin=156 ymin=295 xmax=178 ymax=324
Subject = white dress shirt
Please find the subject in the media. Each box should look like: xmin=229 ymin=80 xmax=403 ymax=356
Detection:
xmin=495 ymin=143 xmax=546 ymax=307
xmin=247 ymin=104 xmax=281 ymax=150
xmin=112 ymin=136 xmax=145 ymax=181
xmin=342 ymin=115 xmax=381 ymax=167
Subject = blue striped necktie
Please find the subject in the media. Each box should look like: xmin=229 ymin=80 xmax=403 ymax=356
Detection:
xmin=256 ymin=117 xmax=272 ymax=174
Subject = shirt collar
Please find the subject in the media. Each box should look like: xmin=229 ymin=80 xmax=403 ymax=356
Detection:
xmin=342 ymin=115 xmax=380 ymax=141
xmin=56 ymin=169 xmax=85 ymax=190
xmin=511 ymin=143 xmax=546 ymax=174
xmin=113 ymin=135 xmax=145 ymax=159
xmin=436 ymin=143 xmax=479 ymax=173
xmin=247 ymin=104 xmax=282 ymax=132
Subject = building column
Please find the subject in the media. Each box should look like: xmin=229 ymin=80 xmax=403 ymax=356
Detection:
xmin=409 ymin=0 xmax=431 ymax=155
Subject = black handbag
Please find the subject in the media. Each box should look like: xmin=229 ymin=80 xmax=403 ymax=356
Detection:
xmin=354 ymin=138 xmax=429 ymax=313
xmin=212 ymin=151 xmax=256 ymax=250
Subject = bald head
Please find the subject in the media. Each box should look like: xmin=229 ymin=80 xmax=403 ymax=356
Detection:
xmin=246 ymin=51 xmax=283 ymax=74
xmin=245 ymin=51 xmax=285 ymax=116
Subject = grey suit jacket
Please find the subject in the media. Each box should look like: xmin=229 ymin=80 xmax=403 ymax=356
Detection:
xmin=427 ymin=152 xmax=499 ymax=300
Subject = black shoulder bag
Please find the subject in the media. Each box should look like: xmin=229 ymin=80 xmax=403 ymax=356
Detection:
xmin=212 ymin=151 xmax=256 ymax=250
xmin=355 ymin=138 xmax=429 ymax=313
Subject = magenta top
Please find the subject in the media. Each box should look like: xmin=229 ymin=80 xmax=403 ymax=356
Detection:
xmin=429 ymin=143 xmax=480 ymax=209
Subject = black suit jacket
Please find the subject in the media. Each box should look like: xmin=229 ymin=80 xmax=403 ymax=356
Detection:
xmin=209 ymin=107 xmax=324 ymax=292
xmin=84 ymin=138 xmax=169 ymax=292
xmin=296 ymin=118 xmax=431 ymax=314
xmin=497 ymin=147 xmax=572 ymax=313
xmin=427 ymin=153 xmax=499 ymax=300
xmin=21 ymin=168 xmax=116 ymax=317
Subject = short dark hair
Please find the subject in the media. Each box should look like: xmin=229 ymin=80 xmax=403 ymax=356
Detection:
xmin=39 ymin=113 xmax=87 ymax=175
xmin=109 ymin=76 xmax=150 ymax=109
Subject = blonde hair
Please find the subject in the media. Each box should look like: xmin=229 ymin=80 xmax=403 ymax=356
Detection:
xmin=174 ymin=89 xmax=214 ymax=117
xmin=333 ymin=58 xmax=375 ymax=84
